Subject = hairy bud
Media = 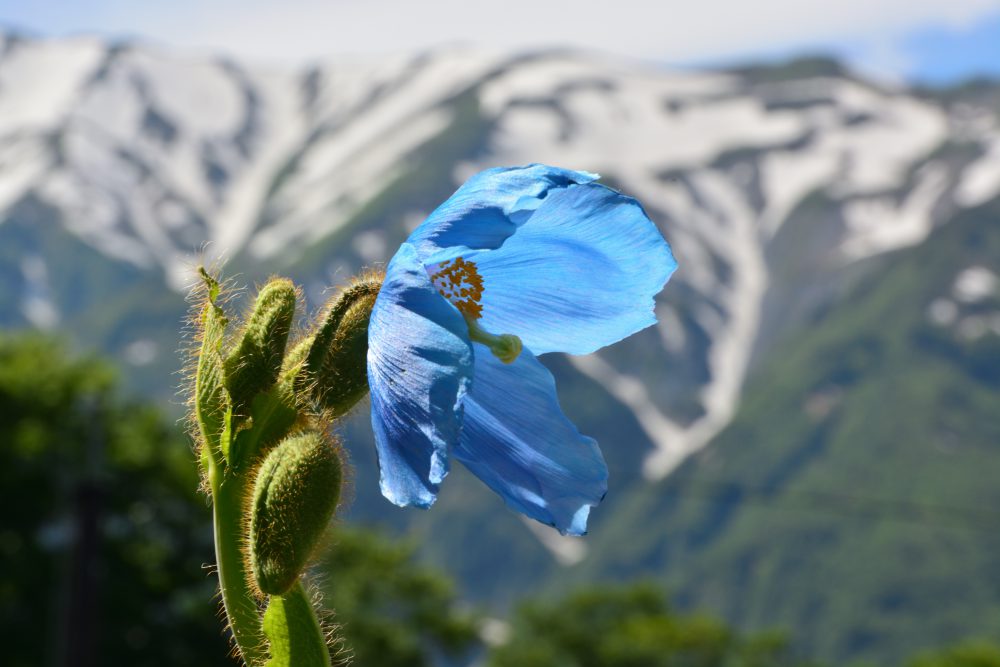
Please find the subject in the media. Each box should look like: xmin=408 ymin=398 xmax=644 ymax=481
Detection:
xmin=194 ymin=268 xmax=229 ymax=467
xmin=225 ymin=278 xmax=297 ymax=413
xmin=249 ymin=431 xmax=341 ymax=596
xmin=297 ymin=278 xmax=381 ymax=418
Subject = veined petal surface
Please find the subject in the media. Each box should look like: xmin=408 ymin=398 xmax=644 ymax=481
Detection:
xmin=407 ymin=164 xmax=598 ymax=265
xmin=453 ymin=347 xmax=607 ymax=536
xmin=367 ymin=243 xmax=473 ymax=508
xmin=469 ymin=183 xmax=676 ymax=355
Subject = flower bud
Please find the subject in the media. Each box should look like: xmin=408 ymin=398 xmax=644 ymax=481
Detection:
xmin=194 ymin=268 xmax=229 ymax=467
xmin=297 ymin=278 xmax=381 ymax=418
xmin=249 ymin=431 xmax=342 ymax=596
xmin=224 ymin=278 xmax=297 ymax=413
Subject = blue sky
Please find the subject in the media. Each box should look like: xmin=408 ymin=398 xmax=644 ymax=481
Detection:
xmin=899 ymin=12 xmax=1000 ymax=83
xmin=2 ymin=0 xmax=999 ymax=84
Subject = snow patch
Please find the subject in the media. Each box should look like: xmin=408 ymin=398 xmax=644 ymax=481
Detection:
xmin=20 ymin=255 xmax=59 ymax=330
xmin=656 ymin=305 xmax=687 ymax=354
xmin=822 ymin=83 xmax=948 ymax=196
xmin=520 ymin=518 xmax=587 ymax=566
xmin=124 ymin=339 xmax=159 ymax=366
xmin=352 ymin=230 xmax=387 ymax=263
xmin=760 ymin=148 xmax=840 ymax=237
xmin=0 ymin=37 xmax=103 ymax=132
xmin=486 ymin=65 xmax=804 ymax=172
xmin=479 ymin=618 xmax=512 ymax=647
xmin=124 ymin=49 xmax=246 ymax=136
xmin=953 ymin=266 xmax=998 ymax=303
xmin=927 ymin=298 xmax=959 ymax=326
xmin=956 ymin=136 xmax=1000 ymax=208
xmin=570 ymin=353 xmax=689 ymax=474
xmin=841 ymin=162 xmax=949 ymax=260
xmin=251 ymin=108 xmax=451 ymax=258
xmin=647 ymin=171 xmax=767 ymax=479
xmin=208 ymin=66 xmax=309 ymax=256
xmin=0 ymin=136 xmax=50 ymax=213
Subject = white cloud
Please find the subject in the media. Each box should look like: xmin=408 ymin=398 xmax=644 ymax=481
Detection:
xmin=7 ymin=0 xmax=1000 ymax=66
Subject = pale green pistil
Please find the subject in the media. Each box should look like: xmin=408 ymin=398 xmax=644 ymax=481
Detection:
xmin=466 ymin=315 xmax=523 ymax=364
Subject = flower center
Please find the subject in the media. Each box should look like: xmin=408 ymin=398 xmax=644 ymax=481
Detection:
xmin=429 ymin=257 xmax=522 ymax=364
xmin=430 ymin=257 xmax=484 ymax=320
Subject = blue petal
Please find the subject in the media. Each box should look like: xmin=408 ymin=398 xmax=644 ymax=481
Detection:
xmin=453 ymin=346 xmax=607 ymax=536
xmin=367 ymin=243 xmax=473 ymax=508
xmin=406 ymin=164 xmax=598 ymax=265
xmin=468 ymin=183 xmax=677 ymax=355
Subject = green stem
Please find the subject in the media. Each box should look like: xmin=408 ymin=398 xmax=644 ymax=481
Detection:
xmin=212 ymin=466 xmax=267 ymax=666
xmin=262 ymin=580 xmax=331 ymax=667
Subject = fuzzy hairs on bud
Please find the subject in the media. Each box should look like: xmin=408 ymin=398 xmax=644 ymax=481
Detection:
xmin=248 ymin=431 xmax=342 ymax=596
xmin=225 ymin=278 xmax=298 ymax=415
xmin=295 ymin=275 xmax=382 ymax=419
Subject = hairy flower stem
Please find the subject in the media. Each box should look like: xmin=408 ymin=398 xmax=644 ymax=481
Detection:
xmin=211 ymin=463 xmax=268 ymax=666
xmin=262 ymin=581 xmax=331 ymax=667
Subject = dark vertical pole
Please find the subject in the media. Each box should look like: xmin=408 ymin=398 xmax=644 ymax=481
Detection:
xmin=59 ymin=394 xmax=105 ymax=667
xmin=61 ymin=482 xmax=102 ymax=667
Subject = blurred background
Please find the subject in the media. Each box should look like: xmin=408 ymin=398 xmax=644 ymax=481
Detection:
xmin=2 ymin=1 xmax=1000 ymax=665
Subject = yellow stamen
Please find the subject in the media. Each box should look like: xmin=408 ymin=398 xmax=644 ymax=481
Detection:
xmin=429 ymin=256 xmax=522 ymax=364
xmin=429 ymin=257 xmax=484 ymax=320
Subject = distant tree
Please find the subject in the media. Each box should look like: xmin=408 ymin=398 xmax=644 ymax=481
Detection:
xmin=908 ymin=641 xmax=1000 ymax=667
xmin=315 ymin=527 xmax=480 ymax=666
xmin=487 ymin=583 xmax=817 ymax=667
xmin=0 ymin=334 xmax=227 ymax=667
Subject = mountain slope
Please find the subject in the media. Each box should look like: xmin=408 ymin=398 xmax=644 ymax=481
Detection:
xmin=569 ymin=197 xmax=1000 ymax=664
xmin=5 ymin=37 xmax=999 ymax=458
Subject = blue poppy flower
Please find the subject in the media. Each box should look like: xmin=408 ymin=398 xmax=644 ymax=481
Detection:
xmin=366 ymin=164 xmax=676 ymax=536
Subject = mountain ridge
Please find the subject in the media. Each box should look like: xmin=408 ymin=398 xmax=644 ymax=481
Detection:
xmin=4 ymin=28 xmax=998 ymax=500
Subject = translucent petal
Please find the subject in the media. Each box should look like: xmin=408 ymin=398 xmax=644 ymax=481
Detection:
xmin=469 ymin=183 xmax=677 ymax=355
xmin=453 ymin=347 xmax=607 ymax=536
xmin=367 ymin=243 xmax=473 ymax=508
xmin=407 ymin=164 xmax=598 ymax=265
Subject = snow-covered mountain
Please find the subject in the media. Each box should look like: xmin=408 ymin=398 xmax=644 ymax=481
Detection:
xmin=3 ymin=31 xmax=998 ymax=486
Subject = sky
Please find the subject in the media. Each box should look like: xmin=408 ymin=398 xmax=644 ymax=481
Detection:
xmin=2 ymin=0 xmax=1000 ymax=84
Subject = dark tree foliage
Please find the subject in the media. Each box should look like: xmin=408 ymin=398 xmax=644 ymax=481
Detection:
xmin=0 ymin=334 xmax=227 ymax=667
xmin=0 ymin=333 xmax=479 ymax=667
xmin=487 ymin=583 xmax=819 ymax=667
xmin=908 ymin=641 xmax=1000 ymax=667
xmin=316 ymin=527 xmax=480 ymax=667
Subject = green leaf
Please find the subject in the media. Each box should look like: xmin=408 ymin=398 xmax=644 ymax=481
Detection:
xmin=199 ymin=266 xmax=221 ymax=302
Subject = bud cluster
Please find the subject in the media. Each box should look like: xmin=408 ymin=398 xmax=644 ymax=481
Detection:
xmin=190 ymin=269 xmax=380 ymax=666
